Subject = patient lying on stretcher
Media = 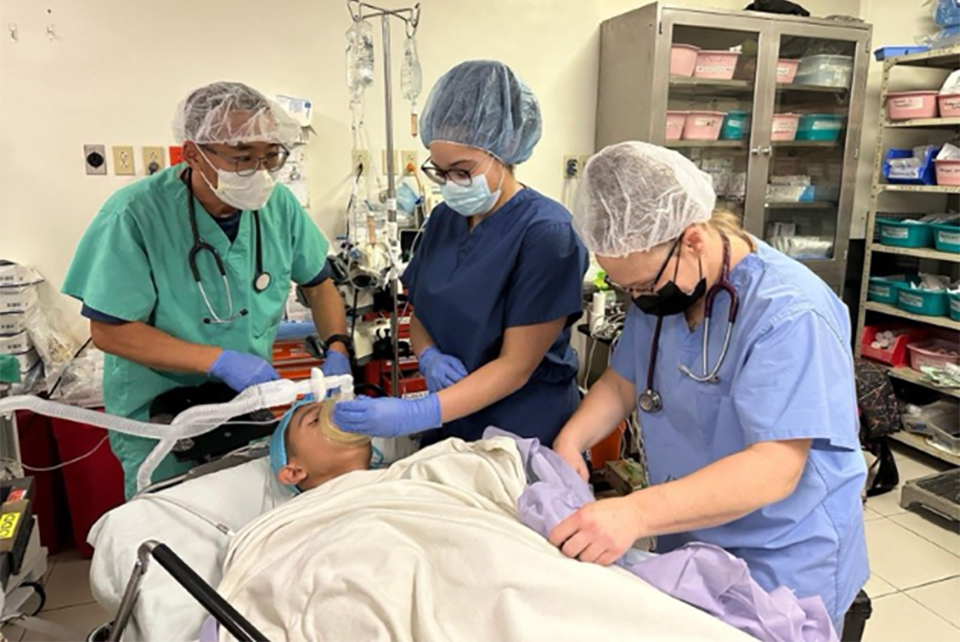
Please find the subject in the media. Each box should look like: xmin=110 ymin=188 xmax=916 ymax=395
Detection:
xmin=268 ymin=398 xmax=373 ymax=494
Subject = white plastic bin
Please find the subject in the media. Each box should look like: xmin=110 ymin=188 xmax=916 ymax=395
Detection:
xmin=795 ymin=54 xmax=854 ymax=89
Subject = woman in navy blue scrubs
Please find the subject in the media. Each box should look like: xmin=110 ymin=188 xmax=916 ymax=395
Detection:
xmin=334 ymin=60 xmax=588 ymax=445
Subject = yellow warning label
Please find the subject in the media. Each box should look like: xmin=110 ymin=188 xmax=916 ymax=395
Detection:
xmin=0 ymin=511 xmax=21 ymax=540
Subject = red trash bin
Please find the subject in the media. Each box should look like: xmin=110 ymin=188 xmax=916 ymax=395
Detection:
xmin=15 ymin=410 xmax=72 ymax=554
xmin=50 ymin=414 xmax=125 ymax=558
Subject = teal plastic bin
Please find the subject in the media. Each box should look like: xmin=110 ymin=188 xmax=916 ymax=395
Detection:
xmin=877 ymin=219 xmax=933 ymax=248
xmin=868 ymin=275 xmax=920 ymax=305
xmin=796 ymin=114 xmax=845 ymax=142
xmin=720 ymin=111 xmax=751 ymax=140
xmin=950 ymin=292 xmax=960 ymax=322
xmin=930 ymin=223 xmax=960 ymax=253
xmin=898 ymin=288 xmax=949 ymax=317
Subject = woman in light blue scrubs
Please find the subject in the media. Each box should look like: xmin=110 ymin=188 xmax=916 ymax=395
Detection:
xmin=334 ymin=61 xmax=588 ymax=446
xmin=550 ymin=142 xmax=868 ymax=635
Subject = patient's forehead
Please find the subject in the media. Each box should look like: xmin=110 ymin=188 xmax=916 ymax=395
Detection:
xmin=289 ymin=401 xmax=319 ymax=433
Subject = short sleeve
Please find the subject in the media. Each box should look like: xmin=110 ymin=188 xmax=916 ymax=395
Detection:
xmin=504 ymin=222 xmax=587 ymax=328
xmin=733 ymin=309 xmax=860 ymax=451
xmin=610 ymin=308 xmax=639 ymax=384
xmin=286 ymin=190 xmax=330 ymax=286
xmin=62 ymin=209 xmax=156 ymax=322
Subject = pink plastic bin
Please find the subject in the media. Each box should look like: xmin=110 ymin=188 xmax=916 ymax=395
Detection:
xmin=907 ymin=339 xmax=960 ymax=372
xmin=666 ymin=111 xmax=688 ymax=141
xmin=935 ymin=159 xmax=960 ymax=186
xmin=694 ymin=50 xmax=741 ymax=80
xmin=670 ymin=44 xmax=700 ymax=77
xmin=939 ymin=94 xmax=960 ymax=117
xmin=776 ymin=59 xmax=799 ymax=84
xmin=886 ymin=90 xmax=939 ymax=120
xmin=682 ymin=111 xmax=725 ymax=141
xmin=771 ymin=113 xmax=800 ymax=141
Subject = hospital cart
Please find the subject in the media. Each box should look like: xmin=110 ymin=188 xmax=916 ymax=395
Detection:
xmin=596 ymin=2 xmax=872 ymax=294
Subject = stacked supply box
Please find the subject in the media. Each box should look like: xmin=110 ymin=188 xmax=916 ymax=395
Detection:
xmin=0 ymin=262 xmax=43 ymax=392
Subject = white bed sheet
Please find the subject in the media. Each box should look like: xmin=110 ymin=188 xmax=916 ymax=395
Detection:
xmin=88 ymin=457 xmax=286 ymax=641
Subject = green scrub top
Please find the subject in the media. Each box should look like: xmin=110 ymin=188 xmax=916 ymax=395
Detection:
xmin=62 ymin=164 xmax=329 ymax=496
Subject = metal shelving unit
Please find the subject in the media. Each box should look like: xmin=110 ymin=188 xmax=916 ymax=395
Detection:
xmin=854 ymin=45 xmax=960 ymax=469
xmin=597 ymin=3 xmax=872 ymax=293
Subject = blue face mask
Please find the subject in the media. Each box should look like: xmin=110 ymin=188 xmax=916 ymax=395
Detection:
xmin=440 ymin=159 xmax=503 ymax=217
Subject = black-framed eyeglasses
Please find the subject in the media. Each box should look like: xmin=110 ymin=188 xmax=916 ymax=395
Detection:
xmin=200 ymin=144 xmax=290 ymax=177
xmin=420 ymin=154 xmax=494 ymax=187
xmin=604 ymin=235 xmax=683 ymax=296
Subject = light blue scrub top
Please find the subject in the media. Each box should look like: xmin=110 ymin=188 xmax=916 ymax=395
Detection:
xmin=611 ymin=240 xmax=868 ymax=631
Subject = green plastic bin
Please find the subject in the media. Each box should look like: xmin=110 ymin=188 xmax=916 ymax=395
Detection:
xmin=898 ymin=288 xmax=949 ymax=317
xmin=877 ymin=219 xmax=933 ymax=248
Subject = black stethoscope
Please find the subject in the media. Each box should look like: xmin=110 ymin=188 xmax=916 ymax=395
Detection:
xmin=183 ymin=168 xmax=271 ymax=325
xmin=638 ymin=234 xmax=740 ymax=414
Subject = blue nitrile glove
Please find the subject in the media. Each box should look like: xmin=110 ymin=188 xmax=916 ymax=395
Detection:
xmin=208 ymin=350 xmax=280 ymax=392
xmin=321 ymin=350 xmax=352 ymax=377
xmin=333 ymin=395 xmax=441 ymax=437
xmin=418 ymin=346 xmax=468 ymax=393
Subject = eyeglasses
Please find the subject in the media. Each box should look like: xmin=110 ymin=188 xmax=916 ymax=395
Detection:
xmin=420 ymin=154 xmax=494 ymax=187
xmin=200 ymin=145 xmax=290 ymax=177
xmin=604 ymin=236 xmax=683 ymax=296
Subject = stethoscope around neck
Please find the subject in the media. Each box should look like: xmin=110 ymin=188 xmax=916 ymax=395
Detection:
xmin=183 ymin=168 xmax=271 ymax=325
xmin=637 ymin=234 xmax=740 ymax=414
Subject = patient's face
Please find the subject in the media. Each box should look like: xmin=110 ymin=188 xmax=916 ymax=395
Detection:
xmin=278 ymin=401 xmax=371 ymax=492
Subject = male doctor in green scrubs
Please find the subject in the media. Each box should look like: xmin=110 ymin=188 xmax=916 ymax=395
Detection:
xmin=63 ymin=82 xmax=351 ymax=497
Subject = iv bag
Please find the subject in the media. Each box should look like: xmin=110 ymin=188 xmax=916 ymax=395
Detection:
xmin=346 ymin=20 xmax=375 ymax=97
xmin=400 ymin=36 xmax=422 ymax=102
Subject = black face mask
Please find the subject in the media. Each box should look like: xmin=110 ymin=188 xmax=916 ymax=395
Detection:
xmin=632 ymin=236 xmax=707 ymax=317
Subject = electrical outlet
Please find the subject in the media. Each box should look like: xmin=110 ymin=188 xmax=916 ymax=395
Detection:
xmin=83 ymin=144 xmax=107 ymax=175
xmin=400 ymin=150 xmax=418 ymax=176
xmin=142 ymin=146 xmax=165 ymax=175
xmin=352 ymin=149 xmax=371 ymax=176
xmin=381 ymin=150 xmax=400 ymax=175
xmin=112 ymin=146 xmax=135 ymax=176
xmin=562 ymin=154 xmax=581 ymax=179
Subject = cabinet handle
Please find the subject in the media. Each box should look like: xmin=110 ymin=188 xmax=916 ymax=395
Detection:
xmin=761 ymin=146 xmax=772 ymax=156
xmin=750 ymin=147 xmax=761 ymax=156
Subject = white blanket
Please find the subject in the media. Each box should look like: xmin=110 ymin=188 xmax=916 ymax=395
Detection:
xmin=218 ymin=437 xmax=751 ymax=642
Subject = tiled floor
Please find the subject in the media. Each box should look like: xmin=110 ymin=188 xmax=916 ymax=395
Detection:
xmin=1 ymin=549 xmax=110 ymax=642
xmin=862 ymin=444 xmax=960 ymax=642
xmin=1 ymin=443 xmax=958 ymax=641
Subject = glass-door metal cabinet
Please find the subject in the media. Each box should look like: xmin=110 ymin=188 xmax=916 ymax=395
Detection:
xmin=595 ymin=2 xmax=871 ymax=293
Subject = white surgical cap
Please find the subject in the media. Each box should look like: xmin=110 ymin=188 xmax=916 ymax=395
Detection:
xmin=573 ymin=142 xmax=716 ymax=257
xmin=420 ymin=61 xmax=542 ymax=165
xmin=171 ymin=81 xmax=301 ymax=148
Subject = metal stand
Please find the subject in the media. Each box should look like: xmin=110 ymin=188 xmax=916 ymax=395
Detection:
xmin=347 ymin=1 xmax=421 ymax=396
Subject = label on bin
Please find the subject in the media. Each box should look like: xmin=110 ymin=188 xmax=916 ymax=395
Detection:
xmin=891 ymin=96 xmax=923 ymax=110
xmin=0 ymin=511 xmax=20 ymax=540
xmin=695 ymin=65 xmax=732 ymax=75
xmin=939 ymin=231 xmax=960 ymax=245
xmin=882 ymin=227 xmax=909 ymax=239
xmin=812 ymin=121 xmax=842 ymax=130
xmin=870 ymin=285 xmax=891 ymax=298
xmin=773 ymin=120 xmax=795 ymax=134
xmin=951 ymin=299 xmax=960 ymax=313
xmin=900 ymin=293 xmax=923 ymax=308
xmin=694 ymin=117 xmax=719 ymax=127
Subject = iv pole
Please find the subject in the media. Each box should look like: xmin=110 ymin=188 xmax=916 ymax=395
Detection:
xmin=347 ymin=1 xmax=421 ymax=398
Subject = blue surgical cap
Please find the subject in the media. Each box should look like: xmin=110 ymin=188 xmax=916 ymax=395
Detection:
xmin=268 ymin=395 xmax=315 ymax=495
xmin=420 ymin=61 xmax=542 ymax=165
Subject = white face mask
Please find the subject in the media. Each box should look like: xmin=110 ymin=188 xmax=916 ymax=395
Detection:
xmin=198 ymin=148 xmax=276 ymax=211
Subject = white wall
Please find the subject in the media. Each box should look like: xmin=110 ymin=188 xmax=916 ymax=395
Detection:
xmin=0 ymin=0 xmax=603 ymax=329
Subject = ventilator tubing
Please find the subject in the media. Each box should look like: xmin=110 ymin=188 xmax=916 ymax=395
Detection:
xmin=0 ymin=369 xmax=355 ymax=491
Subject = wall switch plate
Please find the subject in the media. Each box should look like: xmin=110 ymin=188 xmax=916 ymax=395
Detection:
xmin=352 ymin=149 xmax=371 ymax=176
xmin=83 ymin=144 xmax=107 ymax=175
xmin=112 ymin=146 xmax=135 ymax=176
xmin=142 ymin=146 xmax=165 ymax=175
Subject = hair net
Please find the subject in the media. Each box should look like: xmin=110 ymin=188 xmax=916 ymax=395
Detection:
xmin=419 ymin=61 xmax=542 ymax=165
xmin=171 ymin=81 xmax=301 ymax=148
xmin=573 ymin=142 xmax=716 ymax=257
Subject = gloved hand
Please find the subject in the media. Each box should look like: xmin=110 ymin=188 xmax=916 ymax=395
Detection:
xmin=333 ymin=395 xmax=441 ymax=438
xmin=418 ymin=346 xmax=468 ymax=393
xmin=208 ymin=350 xmax=280 ymax=392
xmin=321 ymin=350 xmax=352 ymax=377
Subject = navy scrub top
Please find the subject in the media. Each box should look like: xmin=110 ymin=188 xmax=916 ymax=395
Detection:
xmin=402 ymin=188 xmax=588 ymax=445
